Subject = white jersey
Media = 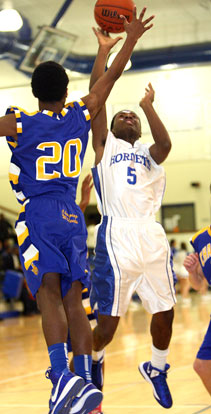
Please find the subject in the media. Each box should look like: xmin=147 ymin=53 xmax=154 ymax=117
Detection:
xmin=92 ymin=131 xmax=166 ymax=218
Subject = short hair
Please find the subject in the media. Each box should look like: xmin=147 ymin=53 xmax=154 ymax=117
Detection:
xmin=110 ymin=110 xmax=141 ymax=131
xmin=31 ymin=61 xmax=69 ymax=102
xmin=110 ymin=113 xmax=117 ymax=130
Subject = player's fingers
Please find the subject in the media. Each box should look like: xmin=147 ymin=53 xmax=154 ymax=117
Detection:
xmin=142 ymin=15 xmax=155 ymax=26
xmin=139 ymin=7 xmax=146 ymax=21
xmin=120 ymin=14 xmax=129 ymax=28
xmin=113 ymin=36 xmax=123 ymax=45
xmin=144 ymin=23 xmax=154 ymax=32
xmin=92 ymin=27 xmax=98 ymax=35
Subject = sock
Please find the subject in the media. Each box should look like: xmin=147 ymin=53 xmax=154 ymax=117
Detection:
xmin=151 ymin=344 xmax=169 ymax=371
xmin=74 ymin=354 xmax=92 ymax=383
xmin=92 ymin=350 xmax=105 ymax=391
xmin=48 ymin=343 xmax=69 ymax=374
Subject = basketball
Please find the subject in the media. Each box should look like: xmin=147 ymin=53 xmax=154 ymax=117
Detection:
xmin=94 ymin=0 xmax=134 ymax=33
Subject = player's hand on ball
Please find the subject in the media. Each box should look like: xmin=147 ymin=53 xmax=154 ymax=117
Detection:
xmin=121 ymin=6 xmax=155 ymax=40
xmin=92 ymin=27 xmax=122 ymax=51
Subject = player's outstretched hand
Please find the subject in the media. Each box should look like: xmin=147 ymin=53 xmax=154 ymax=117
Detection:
xmin=121 ymin=6 xmax=155 ymax=41
xmin=183 ymin=253 xmax=199 ymax=273
xmin=92 ymin=27 xmax=122 ymax=52
xmin=139 ymin=83 xmax=155 ymax=108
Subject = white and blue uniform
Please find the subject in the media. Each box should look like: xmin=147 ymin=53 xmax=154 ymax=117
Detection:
xmin=91 ymin=131 xmax=176 ymax=316
xmin=191 ymin=227 xmax=211 ymax=360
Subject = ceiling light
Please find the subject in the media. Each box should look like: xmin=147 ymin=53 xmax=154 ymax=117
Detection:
xmin=107 ymin=52 xmax=132 ymax=72
xmin=0 ymin=9 xmax=23 ymax=32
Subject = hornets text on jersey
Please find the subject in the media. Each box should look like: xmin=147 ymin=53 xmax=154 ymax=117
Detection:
xmin=92 ymin=131 xmax=166 ymax=218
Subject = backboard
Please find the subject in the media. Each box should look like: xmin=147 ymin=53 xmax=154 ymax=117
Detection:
xmin=19 ymin=25 xmax=78 ymax=74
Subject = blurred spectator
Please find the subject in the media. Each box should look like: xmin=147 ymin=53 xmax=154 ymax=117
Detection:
xmin=174 ymin=242 xmax=191 ymax=305
xmin=1 ymin=238 xmax=38 ymax=316
xmin=0 ymin=214 xmax=13 ymax=242
xmin=170 ymin=239 xmax=178 ymax=258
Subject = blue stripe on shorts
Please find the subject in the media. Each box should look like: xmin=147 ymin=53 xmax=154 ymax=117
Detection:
xmin=90 ymin=216 xmax=115 ymax=315
xmin=197 ymin=316 xmax=211 ymax=360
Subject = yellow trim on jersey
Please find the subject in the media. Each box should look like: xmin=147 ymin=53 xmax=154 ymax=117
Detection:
xmin=9 ymin=173 xmax=19 ymax=184
xmin=84 ymin=306 xmax=92 ymax=316
xmin=65 ymin=101 xmax=74 ymax=108
xmin=9 ymin=106 xmax=38 ymax=116
xmin=83 ymin=109 xmax=91 ymax=121
xmin=25 ymin=252 xmax=39 ymax=270
xmin=7 ymin=140 xmax=18 ymax=148
xmin=18 ymin=227 xmax=29 ymax=246
xmin=191 ymin=226 xmax=210 ymax=243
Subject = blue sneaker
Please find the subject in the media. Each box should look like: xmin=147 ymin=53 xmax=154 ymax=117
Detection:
xmin=138 ymin=361 xmax=173 ymax=409
xmin=46 ymin=367 xmax=85 ymax=414
xmin=69 ymin=383 xmax=103 ymax=414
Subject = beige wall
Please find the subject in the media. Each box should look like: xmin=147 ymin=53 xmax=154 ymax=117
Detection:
xmin=0 ymin=62 xmax=210 ymax=246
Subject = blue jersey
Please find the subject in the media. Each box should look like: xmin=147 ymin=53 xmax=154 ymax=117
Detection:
xmin=6 ymin=100 xmax=90 ymax=204
xmin=191 ymin=226 xmax=211 ymax=285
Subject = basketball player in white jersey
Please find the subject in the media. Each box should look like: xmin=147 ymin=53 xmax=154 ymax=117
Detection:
xmin=89 ymin=27 xmax=176 ymax=409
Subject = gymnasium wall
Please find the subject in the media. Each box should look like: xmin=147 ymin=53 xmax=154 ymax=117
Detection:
xmin=0 ymin=62 xmax=210 ymax=249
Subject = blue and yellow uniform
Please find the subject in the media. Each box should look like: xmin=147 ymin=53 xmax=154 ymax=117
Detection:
xmin=6 ymin=101 xmax=91 ymax=297
xmin=191 ymin=226 xmax=211 ymax=360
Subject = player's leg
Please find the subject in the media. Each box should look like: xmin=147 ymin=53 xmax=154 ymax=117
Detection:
xmin=193 ymin=358 xmax=211 ymax=395
xmin=193 ymin=318 xmax=211 ymax=395
xmin=63 ymin=281 xmax=103 ymax=414
xmin=138 ymin=308 xmax=174 ymax=409
xmin=93 ymin=313 xmax=120 ymax=350
xmin=150 ymin=308 xmax=174 ymax=350
xmin=67 ymin=288 xmax=105 ymax=414
xmin=37 ymin=272 xmax=84 ymax=414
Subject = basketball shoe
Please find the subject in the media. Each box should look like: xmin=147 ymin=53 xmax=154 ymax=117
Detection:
xmin=46 ymin=367 xmax=85 ymax=414
xmin=138 ymin=361 xmax=173 ymax=408
xmin=89 ymin=403 xmax=103 ymax=414
xmin=69 ymin=383 xmax=103 ymax=414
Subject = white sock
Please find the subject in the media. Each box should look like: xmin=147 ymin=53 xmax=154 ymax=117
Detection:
xmin=92 ymin=349 xmax=105 ymax=362
xmin=151 ymin=344 xmax=169 ymax=371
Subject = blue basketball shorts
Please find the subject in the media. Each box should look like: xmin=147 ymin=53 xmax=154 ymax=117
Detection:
xmin=15 ymin=196 xmax=90 ymax=298
xmin=197 ymin=316 xmax=211 ymax=360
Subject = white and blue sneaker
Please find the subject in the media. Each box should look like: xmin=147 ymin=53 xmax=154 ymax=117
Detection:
xmin=69 ymin=383 xmax=103 ymax=414
xmin=46 ymin=367 xmax=85 ymax=414
xmin=138 ymin=361 xmax=173 ymax=409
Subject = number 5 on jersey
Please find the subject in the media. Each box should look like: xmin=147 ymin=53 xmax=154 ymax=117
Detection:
xmin=36 ymin=139 xmax=82 ymax=180
xmin=127 ymin=166 xmax=137 ymax=185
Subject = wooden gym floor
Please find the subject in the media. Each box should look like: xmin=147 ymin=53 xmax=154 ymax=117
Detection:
xmin=0 ymin=291 xmax=210 ymax=414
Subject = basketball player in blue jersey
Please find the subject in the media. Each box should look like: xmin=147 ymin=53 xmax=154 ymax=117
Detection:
xmin=88 ymin=27 xmax=176 ymax=410
xmin=184 ymin=225 xmax=211 ymax=395
xmin=0 ymin=7 xmax=155 ymax=414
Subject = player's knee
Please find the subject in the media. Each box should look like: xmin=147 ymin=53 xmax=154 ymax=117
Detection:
xmin=193 ymin=359 xmax=204 ymax=377
xmin=96 ymin=322 xmax=116 ymax=345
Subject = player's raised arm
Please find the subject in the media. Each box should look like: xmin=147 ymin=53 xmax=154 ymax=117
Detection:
xmin=82 ymin=7 xmax=154 ymax=120
xmin=139 ymin=83 xmax=171 ymax=165
xmin=90 ymin=29 xmax=122 ymax=165
xmin=0 ymin=113 xmax=17 ymax=140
